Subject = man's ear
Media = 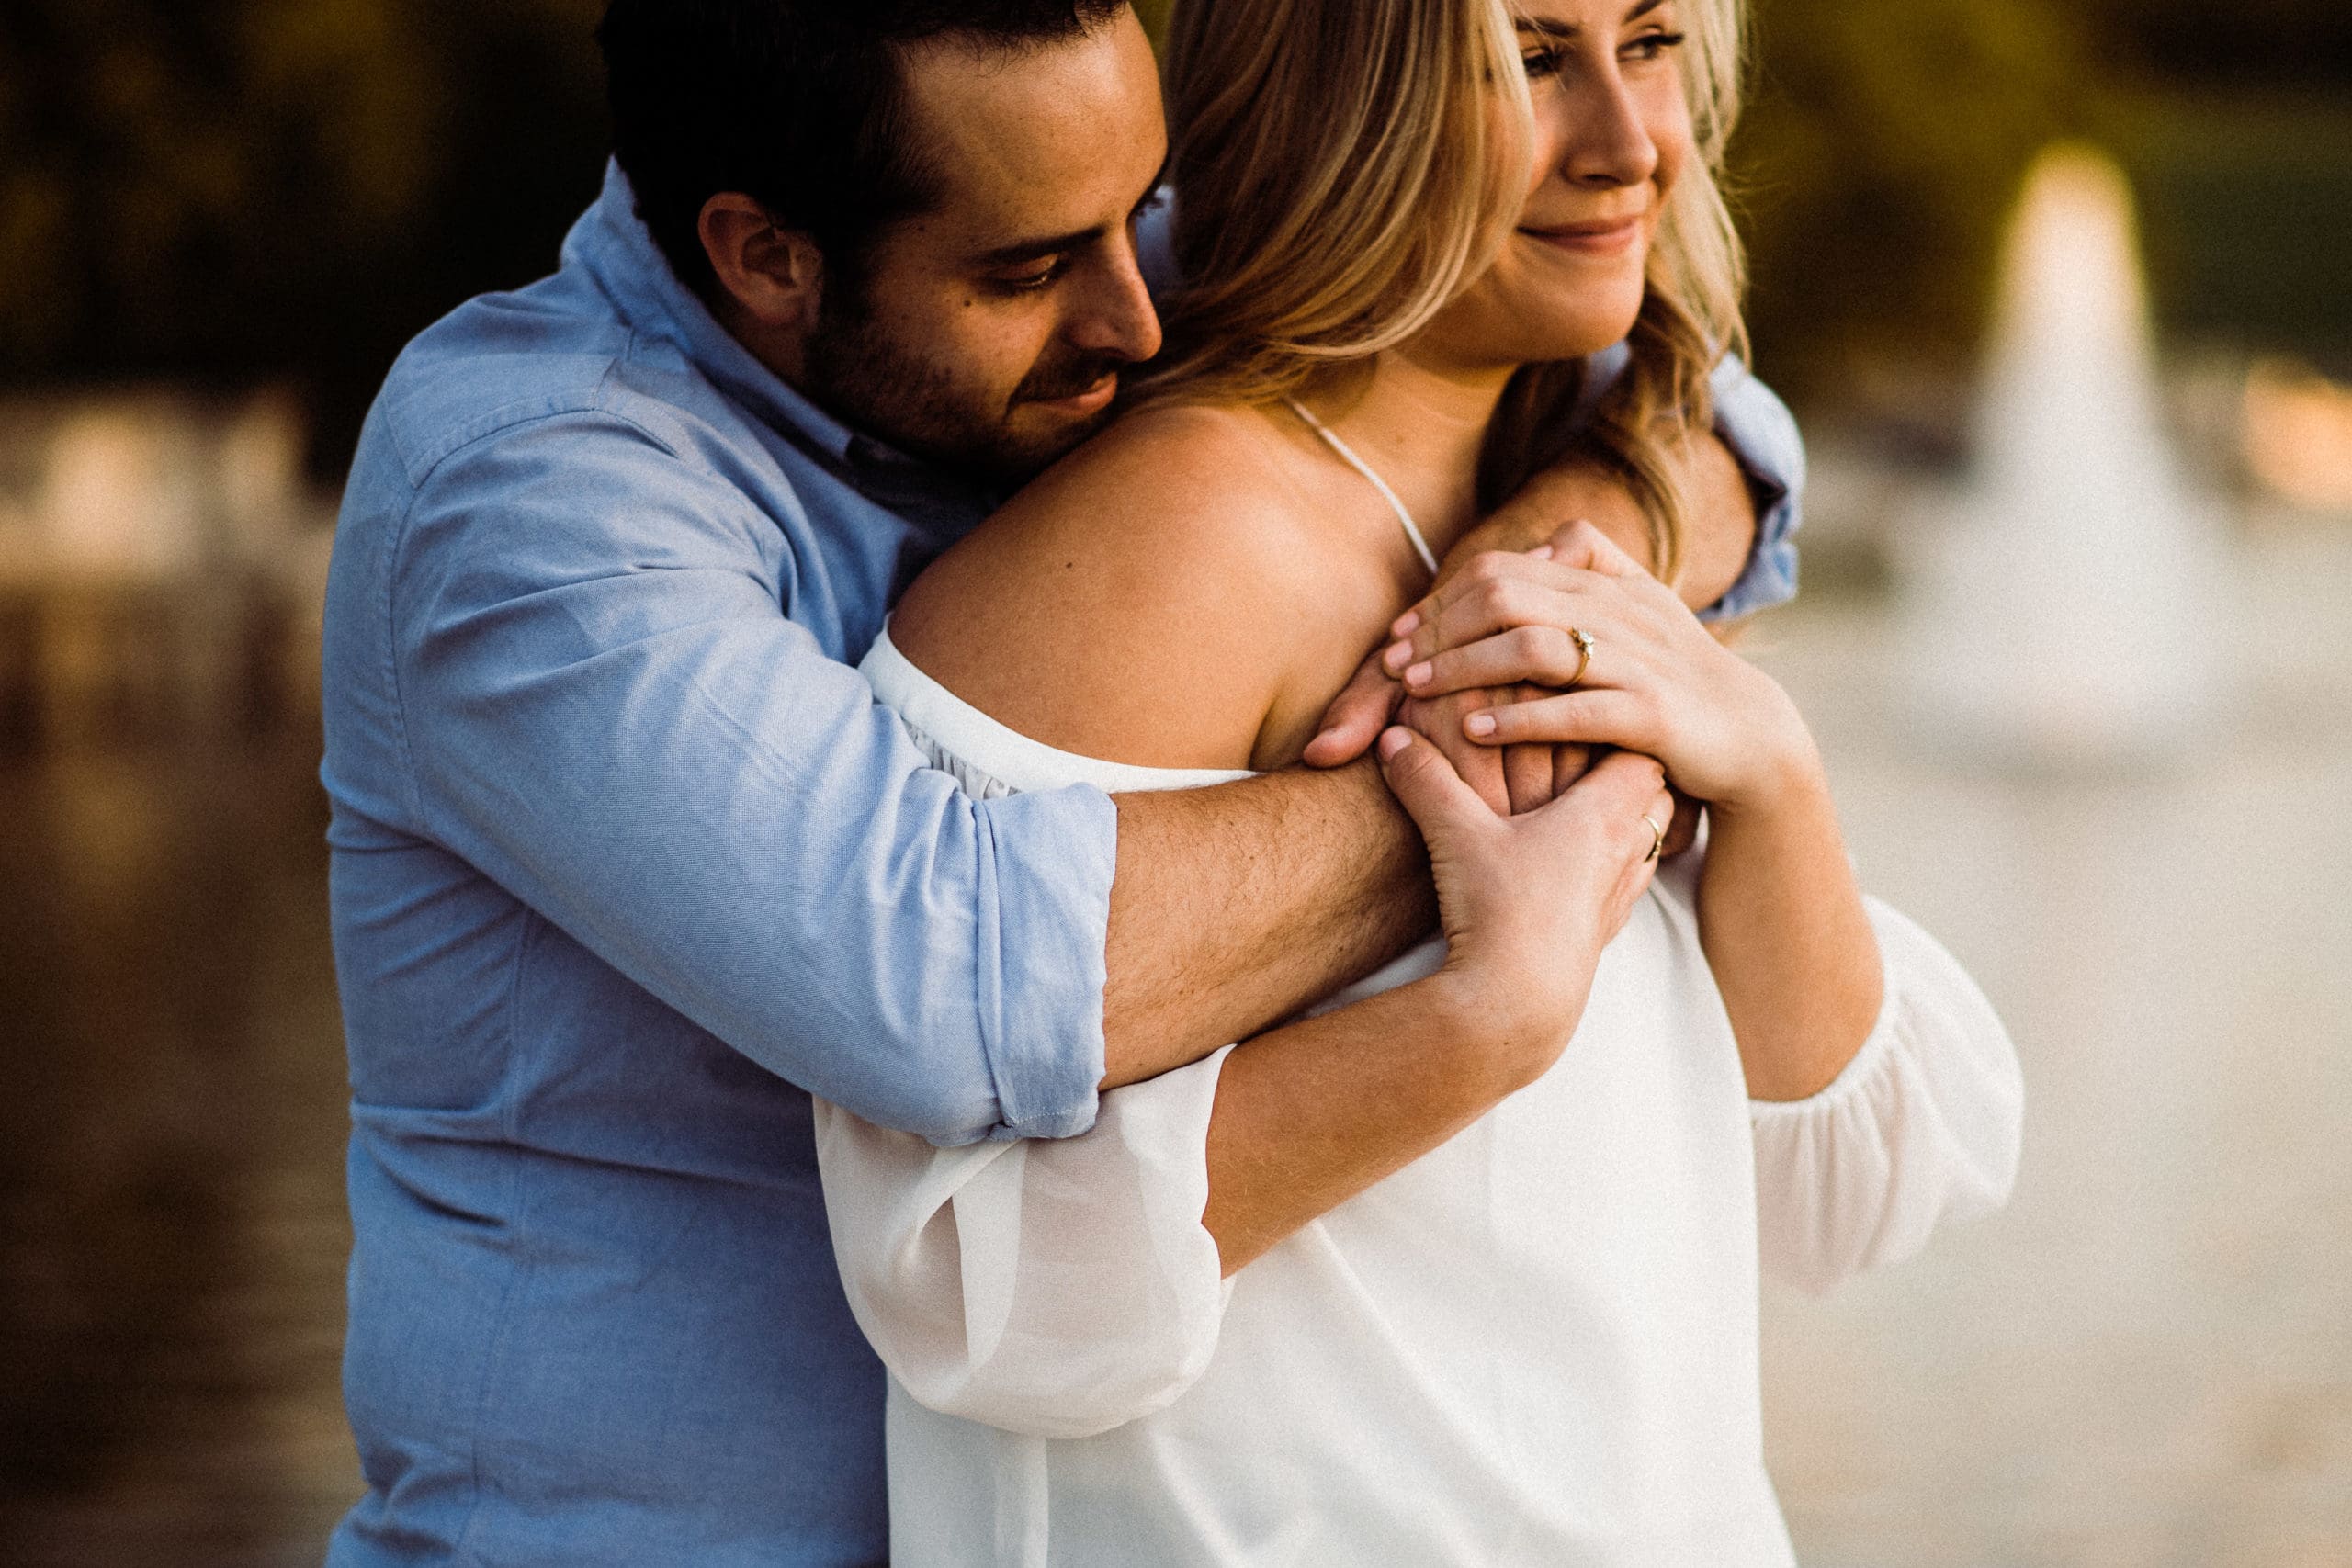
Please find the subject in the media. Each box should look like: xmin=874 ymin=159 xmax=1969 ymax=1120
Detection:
xmin=698 ymin=193 xmax=824 ymax=332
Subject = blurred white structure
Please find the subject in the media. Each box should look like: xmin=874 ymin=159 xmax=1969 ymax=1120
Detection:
xmin=1900 ymin=144 xmax=2234 ymax=765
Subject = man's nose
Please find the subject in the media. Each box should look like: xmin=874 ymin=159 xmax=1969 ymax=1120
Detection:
xmin=1066 ymin=246 xmax=1164 ymax=365
xmin=1561 ymin=69 xmax=1659 ymax=191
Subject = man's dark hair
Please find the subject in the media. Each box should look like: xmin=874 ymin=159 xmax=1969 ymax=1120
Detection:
xmin=599 ymin=0 xmax=1131 ymax=299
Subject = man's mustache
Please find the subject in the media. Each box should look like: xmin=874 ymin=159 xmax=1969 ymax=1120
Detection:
xmin=1011 ymin=351 xmax=1131 ymax=408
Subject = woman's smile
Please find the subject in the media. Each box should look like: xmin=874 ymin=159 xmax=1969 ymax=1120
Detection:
xmin=1516 ymin=212 xmax=1649 ymax=256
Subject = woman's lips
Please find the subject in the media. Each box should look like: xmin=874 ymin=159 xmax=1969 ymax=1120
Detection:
xmin=1518 ymin=216 xmax=1646 ymax=255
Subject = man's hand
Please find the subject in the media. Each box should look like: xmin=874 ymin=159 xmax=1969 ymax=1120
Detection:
xmin=1306 ymin=642 xmax=1577 ymax=815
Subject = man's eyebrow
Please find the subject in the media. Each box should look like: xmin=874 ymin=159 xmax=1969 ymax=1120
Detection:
xmin=974 ymin=224 xmax=1111 ymax=268
xmin=1516 ymin=0 xmax=1668 ymax=41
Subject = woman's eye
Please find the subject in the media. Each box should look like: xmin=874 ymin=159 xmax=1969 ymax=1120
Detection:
xmin=1623 ymin=29 xmax=1687 ymax=62
xmin=1521 ymin=48 xmax=1562 ymax=82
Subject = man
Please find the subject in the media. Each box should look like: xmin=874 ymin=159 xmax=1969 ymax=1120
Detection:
xmin=320 ymin=2 xmax=1804 ymax=1562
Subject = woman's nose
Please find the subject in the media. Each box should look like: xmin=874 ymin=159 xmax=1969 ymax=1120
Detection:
xmin=1560 ymin=69 xmax=1660 ymax=190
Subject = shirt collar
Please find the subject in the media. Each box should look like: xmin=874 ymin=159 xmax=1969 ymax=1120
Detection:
xmin=568 ymin=160 xmax=897 ymax=475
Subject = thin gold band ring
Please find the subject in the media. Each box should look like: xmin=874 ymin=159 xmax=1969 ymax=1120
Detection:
xmin=1640 ymin=812 xmax=1667 ymax=863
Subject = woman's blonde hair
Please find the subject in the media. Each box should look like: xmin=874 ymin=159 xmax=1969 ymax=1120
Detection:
xmin=1146 ymin=0 xmax=1749 ymax=584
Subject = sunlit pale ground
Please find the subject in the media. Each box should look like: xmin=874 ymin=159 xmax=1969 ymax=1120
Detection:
xmin=0 ymin=501 xmax=2346 ymax=1568
xmin=1754 ymin=500 xmax=2352 ymax=1567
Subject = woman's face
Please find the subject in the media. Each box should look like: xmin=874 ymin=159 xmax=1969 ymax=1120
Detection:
xmin=1417 ymin=0 xmax=1696 ymax=372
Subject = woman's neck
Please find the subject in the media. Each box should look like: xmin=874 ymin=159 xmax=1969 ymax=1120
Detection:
xmin=1295 ymin=347 xmax=1516 ymax=560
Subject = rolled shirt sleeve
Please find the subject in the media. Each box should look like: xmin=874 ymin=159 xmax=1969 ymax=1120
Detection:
xmin=385 ymin=411 xmax=1115 ymax=1145
xmin=1579 ymin=343 xmax=1805 ymax=621
xmin=1703 ymin=354 xmax=1804 ymax=620
xmin=1749 ymin=897 xmax=2025 ymax=1295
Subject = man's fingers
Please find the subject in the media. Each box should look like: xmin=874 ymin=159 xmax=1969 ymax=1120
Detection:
xmin=1545 ymin=517 xmax=1645 ymax=578
xmin=1550 ymin=742 xmax=1598 ymax=800
xmin=1399 ymin=692 xmax=1512 ymax=813
xmin=1501 ymin=688 xmax=1559 ymax=815
xmin=1305 ymin=647 xmax=1403 ymax=768
xmin=1661 ymin=787 xmax=1704 ymax=859
xmin=1376 ymin=726 xmax=1502 ymax=835
xmin=1465 ymin=688 xmax=1652 ymax=750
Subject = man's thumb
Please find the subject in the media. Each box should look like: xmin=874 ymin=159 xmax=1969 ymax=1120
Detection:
xmin=1376 ymin=727 xmax=1493 ymax=841
xmin=1305 ymin=650 xmax=1401 ymax=768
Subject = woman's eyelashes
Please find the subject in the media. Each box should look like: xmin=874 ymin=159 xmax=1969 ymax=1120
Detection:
xmin=1624 ymin=28 xmax=1687 ymax=62
xmin=1521 ymin=29 xmax=1685 ymax=84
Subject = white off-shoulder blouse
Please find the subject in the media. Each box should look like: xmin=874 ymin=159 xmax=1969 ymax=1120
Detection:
xmin=813 ymin=626 xmax=2024 ymax=1568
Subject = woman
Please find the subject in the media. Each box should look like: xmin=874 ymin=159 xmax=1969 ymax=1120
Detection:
xmin=818 ymin=0 xmax=2021 ymax=1561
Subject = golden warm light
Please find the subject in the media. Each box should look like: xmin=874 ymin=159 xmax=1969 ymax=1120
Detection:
xmin=2244 ymin=357 xmax=2352 ymax=514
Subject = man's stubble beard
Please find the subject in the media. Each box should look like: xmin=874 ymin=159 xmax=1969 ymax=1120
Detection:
xmin=800 ymin=292 xmax=1125 ymax=487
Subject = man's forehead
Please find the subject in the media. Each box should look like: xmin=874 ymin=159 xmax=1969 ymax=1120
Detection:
xmin=893 ymin=15 xmax=1166 ymax=250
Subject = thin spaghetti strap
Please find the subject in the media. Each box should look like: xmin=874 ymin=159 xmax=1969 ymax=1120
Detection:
xmin=1283 ymin=397 xmax=1442 ymax=579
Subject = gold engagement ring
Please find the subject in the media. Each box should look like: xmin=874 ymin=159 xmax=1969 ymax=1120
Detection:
xmin=1566 ymin=628 xmax=1596 ymax=687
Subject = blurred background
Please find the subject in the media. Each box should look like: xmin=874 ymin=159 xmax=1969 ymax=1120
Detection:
xmin=0 ymin=2 xmax=2346 ymax=1564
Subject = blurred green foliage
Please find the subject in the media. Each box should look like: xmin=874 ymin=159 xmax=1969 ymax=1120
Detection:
xmin=0 ymin=0 xmax=2345 ymax=468
xmin=0 ymin=0 xmax=610 ymax=464
xmin=1735 ymin=0 xmax=2352 ymax=399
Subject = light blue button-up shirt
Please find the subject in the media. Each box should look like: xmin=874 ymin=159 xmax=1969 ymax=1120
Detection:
xmin=321 ymin=162 xmax=1805 ymax=1567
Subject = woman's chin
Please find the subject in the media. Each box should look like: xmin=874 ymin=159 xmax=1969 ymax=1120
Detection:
xmin=1510 ymin=307 xmax=1646 ymax=366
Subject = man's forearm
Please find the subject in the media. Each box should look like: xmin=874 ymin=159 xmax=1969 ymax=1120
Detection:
xmin=1102 ymin=759 xmax=1431 ymax=1088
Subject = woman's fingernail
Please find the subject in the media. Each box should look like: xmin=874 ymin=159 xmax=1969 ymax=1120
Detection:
xmin=1378 ymin=728 xmax=1411 ymax=761
xmin=1383 ymin=641 xmax=1413 ymax=672
xmin=1405 ymin=661 xmax=1433 ymax=688
xmin=1465 ymin=712 xmax=1497 ymax=738
xmin=1528 ymin=545 xmax=1555 ymax=560
xmin=1390 ymin=610 xmax=1421 ymax=637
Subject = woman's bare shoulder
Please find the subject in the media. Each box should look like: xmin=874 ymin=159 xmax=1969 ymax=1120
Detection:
xmin=889 ymin=401 xmax=1344 ymax=772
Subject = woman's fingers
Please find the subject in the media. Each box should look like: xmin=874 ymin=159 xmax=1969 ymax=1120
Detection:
xmin=1376 ymin=726 xmax=1503 ymax=838
xmin=1386 ymin=554 xmax=1598 ymax=670
xmin=1464 ymin=687 xmax=1655 ymax=751
xmin=1536 ymin=745 xmax=1667 ymax=829
xmin=1530 ymin=750 xmax=1675 ymax=941
xmin=1400 ymin=619 xmax=1624 ymax=699
xmin=1387 ymin=565 xmax=1649 ymax=679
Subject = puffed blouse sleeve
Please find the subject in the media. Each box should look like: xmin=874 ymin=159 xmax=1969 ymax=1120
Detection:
xmin=1749 ymin=896 xmax=2025 ymax=1295
xmin=812 ymin=1053 xmax=1236 ymax=1440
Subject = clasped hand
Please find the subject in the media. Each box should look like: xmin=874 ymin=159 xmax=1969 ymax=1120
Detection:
xmin=1310 ymin=520 xmax=1815 ymax=825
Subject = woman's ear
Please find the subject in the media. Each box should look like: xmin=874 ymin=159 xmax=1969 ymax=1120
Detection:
xmin=698 ymin=193 xmax=825 ymax=333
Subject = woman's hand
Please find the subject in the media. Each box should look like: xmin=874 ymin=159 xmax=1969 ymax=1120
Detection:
xmin=1383 ymin=524 xmax=1817 ymax=813
xmin=1375 ymin=727 xmax=1672 ymax=1084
